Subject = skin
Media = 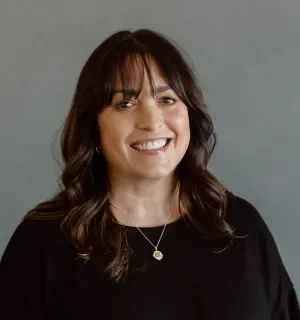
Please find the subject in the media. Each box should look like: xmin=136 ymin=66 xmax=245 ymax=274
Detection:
xmin=97 ymin=57 xmax=190 ymax=227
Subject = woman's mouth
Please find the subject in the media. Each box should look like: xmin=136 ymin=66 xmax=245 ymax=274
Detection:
xmin=131 ymin=138 xmax=172 ymax=153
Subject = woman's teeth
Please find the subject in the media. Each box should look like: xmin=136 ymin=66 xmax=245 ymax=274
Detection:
xmin=131 ymin=139 xmax=168 ymax=151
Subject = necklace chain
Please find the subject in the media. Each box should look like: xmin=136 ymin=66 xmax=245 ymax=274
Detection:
xmin=135 ymin=209 xmax=172 ymax=250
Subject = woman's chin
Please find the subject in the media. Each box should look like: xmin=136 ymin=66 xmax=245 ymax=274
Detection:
xmin=132 ymin=167 xmax=176 ymax=181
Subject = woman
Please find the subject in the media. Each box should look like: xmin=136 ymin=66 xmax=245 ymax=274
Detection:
xmin=0 ymin=29 xmax=299 ymax=319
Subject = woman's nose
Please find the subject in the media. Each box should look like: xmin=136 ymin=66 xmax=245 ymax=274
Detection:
xmin=135 ymin=101 xmax=164 ymax=131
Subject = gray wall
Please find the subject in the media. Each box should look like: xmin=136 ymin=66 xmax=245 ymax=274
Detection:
xmin=0 ymin=0 xmax=299 ymax=292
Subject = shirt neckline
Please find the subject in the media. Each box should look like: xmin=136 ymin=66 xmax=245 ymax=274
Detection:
xmin=114 ymin=216 xmax=186 ymax=231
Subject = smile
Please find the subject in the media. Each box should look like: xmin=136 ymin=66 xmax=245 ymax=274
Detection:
xmin=131 ymin=138 xmax=171 ymax=151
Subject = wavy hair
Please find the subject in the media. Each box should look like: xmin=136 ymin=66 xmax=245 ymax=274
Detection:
xmin=25 ymin=29 xmax=235 ymax=283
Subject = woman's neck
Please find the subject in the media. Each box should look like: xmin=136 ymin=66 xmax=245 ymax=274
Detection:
xmin=108 ymin=177 xmax=181 ymax=227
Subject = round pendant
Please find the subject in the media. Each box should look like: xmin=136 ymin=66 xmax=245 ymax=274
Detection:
xmin=153 ymin=250 xmax=163 ymax=260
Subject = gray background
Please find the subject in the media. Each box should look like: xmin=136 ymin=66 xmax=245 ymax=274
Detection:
xmin=0 ymin=0 xmax=299 ymax=293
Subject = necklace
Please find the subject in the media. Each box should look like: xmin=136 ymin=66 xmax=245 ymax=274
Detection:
xmin=135 ymin=210 xmax=172 ymax=261
xmin=109 ymin=181 xmax=179 ymax=261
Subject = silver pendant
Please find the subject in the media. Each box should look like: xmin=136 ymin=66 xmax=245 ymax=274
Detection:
xmin=153 ymin=250 xmax=163 ymax=260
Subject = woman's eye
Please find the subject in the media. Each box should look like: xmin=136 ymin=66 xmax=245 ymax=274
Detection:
xmin=160 ymin=97 xmax=176 ymax=105
xmin=115 ymin=97 xmax=176 ymax=110
xmin=115 ymin=101 xmax=135 ymax=110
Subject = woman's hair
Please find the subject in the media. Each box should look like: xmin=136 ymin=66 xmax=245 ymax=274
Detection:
xmin=25 ymin=29 xmax=235 ymax=283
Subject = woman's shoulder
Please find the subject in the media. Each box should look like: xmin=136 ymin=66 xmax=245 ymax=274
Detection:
xmin=225 ymin=191 xmax=297 ymax=314
xmin=14 ymin=216 xmax=64 ymax=238
xmin=225 ymin=190 xmax=269 ymax=235
xmin=1 ymin=216 xmax=68 ymax=260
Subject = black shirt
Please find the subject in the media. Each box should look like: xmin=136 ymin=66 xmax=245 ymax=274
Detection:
xmin=0 ymin=192 xmax=299 ymax=319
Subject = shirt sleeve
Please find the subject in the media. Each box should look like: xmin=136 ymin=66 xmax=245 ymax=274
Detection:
xmin=0 ymin=219 xmax=46 ymax=319
xmin=232 ymin=194 xmax=300 ymax=319
xmin=255 ymin=206 xmax=300 ymax=319
xmin=272 ymin=287 xmax=300 ymax=319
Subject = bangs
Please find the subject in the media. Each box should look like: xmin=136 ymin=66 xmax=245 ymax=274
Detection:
xmin=109 ymin=52 xmax=155 ymax=99
xmin=93 ymin=32 xmax=194 ymax=108
xmin=100 ymin=51 xmax=157 ymax=106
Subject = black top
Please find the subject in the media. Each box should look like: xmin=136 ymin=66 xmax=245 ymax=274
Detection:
xmin=0 ymin=192 xmax=299 ymax=320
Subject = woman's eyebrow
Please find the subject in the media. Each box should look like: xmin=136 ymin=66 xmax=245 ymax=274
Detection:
xmin=112 ymin=85 xmax=171 ymax=96
xmin=154 ymin=85 xmax=172 ymax=94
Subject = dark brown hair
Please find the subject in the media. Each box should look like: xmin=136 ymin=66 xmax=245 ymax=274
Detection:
xmin=25 ymin=29 xmax=235 ymax=283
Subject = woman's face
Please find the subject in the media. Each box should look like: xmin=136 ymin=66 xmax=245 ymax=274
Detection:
xmin=97 ymin=58 xmax=190 ymax=181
